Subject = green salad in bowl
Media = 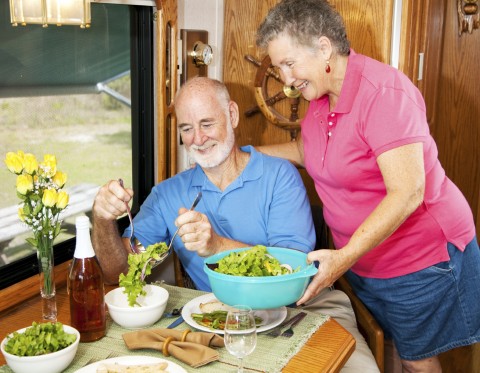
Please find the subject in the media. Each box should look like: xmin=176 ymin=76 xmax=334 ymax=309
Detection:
xmin=214 ymin=245 xmax=299 ymax=276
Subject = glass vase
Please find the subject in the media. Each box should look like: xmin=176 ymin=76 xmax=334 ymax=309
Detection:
xmin=37 ymin=235 xmax=57 ymax=321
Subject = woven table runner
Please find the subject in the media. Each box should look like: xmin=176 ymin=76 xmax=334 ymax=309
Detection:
xmin=0 ymin=283 xmax=329 ymax=373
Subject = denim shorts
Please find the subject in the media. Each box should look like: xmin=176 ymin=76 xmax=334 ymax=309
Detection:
xmin=345 ymin=237 xmax=480 ymax=361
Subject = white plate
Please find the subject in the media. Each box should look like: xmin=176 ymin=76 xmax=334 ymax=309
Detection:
xmin=181 ymin=293 xmax=287 ymax=334
xmin=74 ymin=355 xmax=187 ymax=373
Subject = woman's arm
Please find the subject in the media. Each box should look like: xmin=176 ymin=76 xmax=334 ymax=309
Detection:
xmin=297 ymin=142 xmax=425 ymax=303
xmin=256 ymin=137 xmax=305 ymax=167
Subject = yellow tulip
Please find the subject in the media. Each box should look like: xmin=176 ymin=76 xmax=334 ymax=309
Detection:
xmin=16 ymin=174 xmax=34 ymax=195
xmin=42 ymin=189 xmax=58 ymax=207
xmin=41 ymin=154 xmax=57 ymax=177
xmin=52 ymin=171 xmax=67 ymax=188
xmin=22 ymin=153 xmax=38 ymax=175
xmin=56 ymin=190 xmax=69 ymax=209
xmin=5 ymin=152 xmax=23 ymax=174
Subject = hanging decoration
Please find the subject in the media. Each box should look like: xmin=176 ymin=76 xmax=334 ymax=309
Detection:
xmin=458 ymin=0 xmax=479 ymax=35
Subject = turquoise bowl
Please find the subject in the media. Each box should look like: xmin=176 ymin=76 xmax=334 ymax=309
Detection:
xmin=204 ymin=247 xmax=317 ymax=310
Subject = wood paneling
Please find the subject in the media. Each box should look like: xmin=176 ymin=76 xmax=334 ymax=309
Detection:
xmin=155 ymin=0 xmax=178 ymax=182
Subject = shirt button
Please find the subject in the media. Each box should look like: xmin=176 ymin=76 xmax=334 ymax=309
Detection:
xmin=328 ymin=131 xmax=332 ymax=136
xmin=328 ymin=122 xmax=333 ymax=126
xmin=330 ymin=113 xmax=335 ymax=117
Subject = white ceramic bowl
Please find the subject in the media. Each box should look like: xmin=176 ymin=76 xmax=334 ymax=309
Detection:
xmin=0 ymin=324 xmax=80 ymax=373
xmin=105 ymin=284 xmax=169 ymax=329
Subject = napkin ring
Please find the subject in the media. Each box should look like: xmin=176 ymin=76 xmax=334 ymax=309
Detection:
xmin=181 ymin=329 xmax=191 ymax=342
xmin=162 ymin=336 xmax=174 ymax=357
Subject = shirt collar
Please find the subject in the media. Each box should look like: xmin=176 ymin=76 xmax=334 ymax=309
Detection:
xmin=333 ymin=49 xmax=365 ymax=114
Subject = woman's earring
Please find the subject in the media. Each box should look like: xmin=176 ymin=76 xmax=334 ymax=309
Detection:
xmin=325 ymin=60 xmax=331 ymax=73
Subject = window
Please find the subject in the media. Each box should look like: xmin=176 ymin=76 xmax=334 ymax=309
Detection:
xmin=0 ymin=3 xmax=155 ymax=289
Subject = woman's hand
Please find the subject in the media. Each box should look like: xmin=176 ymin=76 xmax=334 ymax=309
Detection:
xmin=296 ymin=249 xmax=353 ymax=305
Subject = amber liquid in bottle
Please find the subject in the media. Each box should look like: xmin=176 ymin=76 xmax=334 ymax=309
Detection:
xmin=68 ymin=216 xmax=106 ymax=342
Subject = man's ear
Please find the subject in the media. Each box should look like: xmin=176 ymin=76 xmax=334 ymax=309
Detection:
xmin=229 ymin=101 xmax=240 ymax=129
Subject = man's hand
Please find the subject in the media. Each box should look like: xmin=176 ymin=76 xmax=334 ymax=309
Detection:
xmin=91 ymin=179 xmax=133 ymax=284
xmin=175 ymin=209 xmax=218 ymax=256
xmin=93 ymin=179 xmax=134 ymax=220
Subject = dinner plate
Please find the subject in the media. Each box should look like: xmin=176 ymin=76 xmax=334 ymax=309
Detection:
xmin=74 ymin=355 xmax=187 ymax=373
xmin=181 ymin=293 xmax=287 ymax=334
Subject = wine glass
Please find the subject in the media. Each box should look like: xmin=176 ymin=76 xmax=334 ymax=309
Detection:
xmin=224 ymin=305 xmax=257 ymax=373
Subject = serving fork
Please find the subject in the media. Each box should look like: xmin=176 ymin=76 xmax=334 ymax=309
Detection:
xmin=118 ymin=178 xmax=138 ymax=254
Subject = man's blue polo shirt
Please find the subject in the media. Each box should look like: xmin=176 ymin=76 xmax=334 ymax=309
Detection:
xmin=124 ymin=145 xmax=315 ymax=291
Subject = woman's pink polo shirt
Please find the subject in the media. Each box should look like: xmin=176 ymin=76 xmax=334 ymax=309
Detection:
xmin=302 ymin=50 xmax=475 ymax=278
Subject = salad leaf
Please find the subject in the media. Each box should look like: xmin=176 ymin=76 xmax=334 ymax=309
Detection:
xmin=214 ymin=245 xmax=298 ymax=277
xmin=4 ymin=322 xmax=76 ymax=357
xmin=119 ymin=242 xmax=169 ymax=307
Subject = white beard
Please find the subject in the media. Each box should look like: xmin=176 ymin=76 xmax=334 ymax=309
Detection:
xmin=187 ymin=119 xmax=235 ymax=169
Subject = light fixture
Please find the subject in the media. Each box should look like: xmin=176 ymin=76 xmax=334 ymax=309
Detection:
xmin=9 ymin=0 xmax=91 ymax=28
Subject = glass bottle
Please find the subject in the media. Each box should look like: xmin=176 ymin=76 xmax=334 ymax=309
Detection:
xmin=68 ymin=215 xmax=106 ymax=342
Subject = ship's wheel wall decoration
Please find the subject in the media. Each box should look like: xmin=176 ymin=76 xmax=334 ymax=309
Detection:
xmin=245 ymin=54 xmax=309 ymax=140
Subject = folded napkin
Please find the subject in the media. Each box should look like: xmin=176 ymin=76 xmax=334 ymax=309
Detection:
xmin=122 ymin=328 xmax=224 ymax=368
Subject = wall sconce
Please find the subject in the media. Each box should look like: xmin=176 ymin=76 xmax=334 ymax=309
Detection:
xmin=458 ymin=0 xmax=479 ymax=35
xmin=9 ymin=0 xmax=91 ymax=28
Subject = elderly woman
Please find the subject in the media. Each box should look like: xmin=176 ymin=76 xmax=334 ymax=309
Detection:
xmin=256 ymin=0 xmax=480 ymax=372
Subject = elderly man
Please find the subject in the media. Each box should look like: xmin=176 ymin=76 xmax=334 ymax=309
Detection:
xmin=91 ymin=77 xmax=315 ymax=291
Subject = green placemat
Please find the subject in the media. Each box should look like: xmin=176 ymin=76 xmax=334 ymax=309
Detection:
xmin=1 ymin=283 xmax=329 ymax=373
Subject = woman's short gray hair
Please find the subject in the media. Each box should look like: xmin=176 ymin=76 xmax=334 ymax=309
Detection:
xmin=256 ymin=0 xmax=350 ymax=56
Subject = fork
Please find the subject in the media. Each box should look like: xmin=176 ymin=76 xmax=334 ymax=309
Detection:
xmin=267 ymin=311 xmax=306 ymax=337
xmin=142 ymin=191 xmax=203 ymax=274
xmin=118 ymin=178 xmax=138 ymax=254
xmin=281 ymin=312 xmax=307 ymax=338
xmin=165 ymin=191 xmax=203 ymax=254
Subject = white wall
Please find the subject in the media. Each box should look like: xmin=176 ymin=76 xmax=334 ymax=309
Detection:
xmin=177 ymin=0 xmax=224 ymax=81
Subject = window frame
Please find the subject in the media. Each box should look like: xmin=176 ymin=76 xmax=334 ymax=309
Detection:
xmin=0 ymin=5 xmax=155 ymax=290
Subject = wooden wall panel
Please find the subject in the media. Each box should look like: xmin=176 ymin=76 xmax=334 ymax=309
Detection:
xmin=155 ymin=0 xmax=178 ymax=182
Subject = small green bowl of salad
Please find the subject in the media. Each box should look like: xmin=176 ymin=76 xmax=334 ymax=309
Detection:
xmin=204 ymin=246 xmax=317 ymax=309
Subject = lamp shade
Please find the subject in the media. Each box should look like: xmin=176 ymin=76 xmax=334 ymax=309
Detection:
xmin=9 ymin=0 xmax=91 ymax=28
